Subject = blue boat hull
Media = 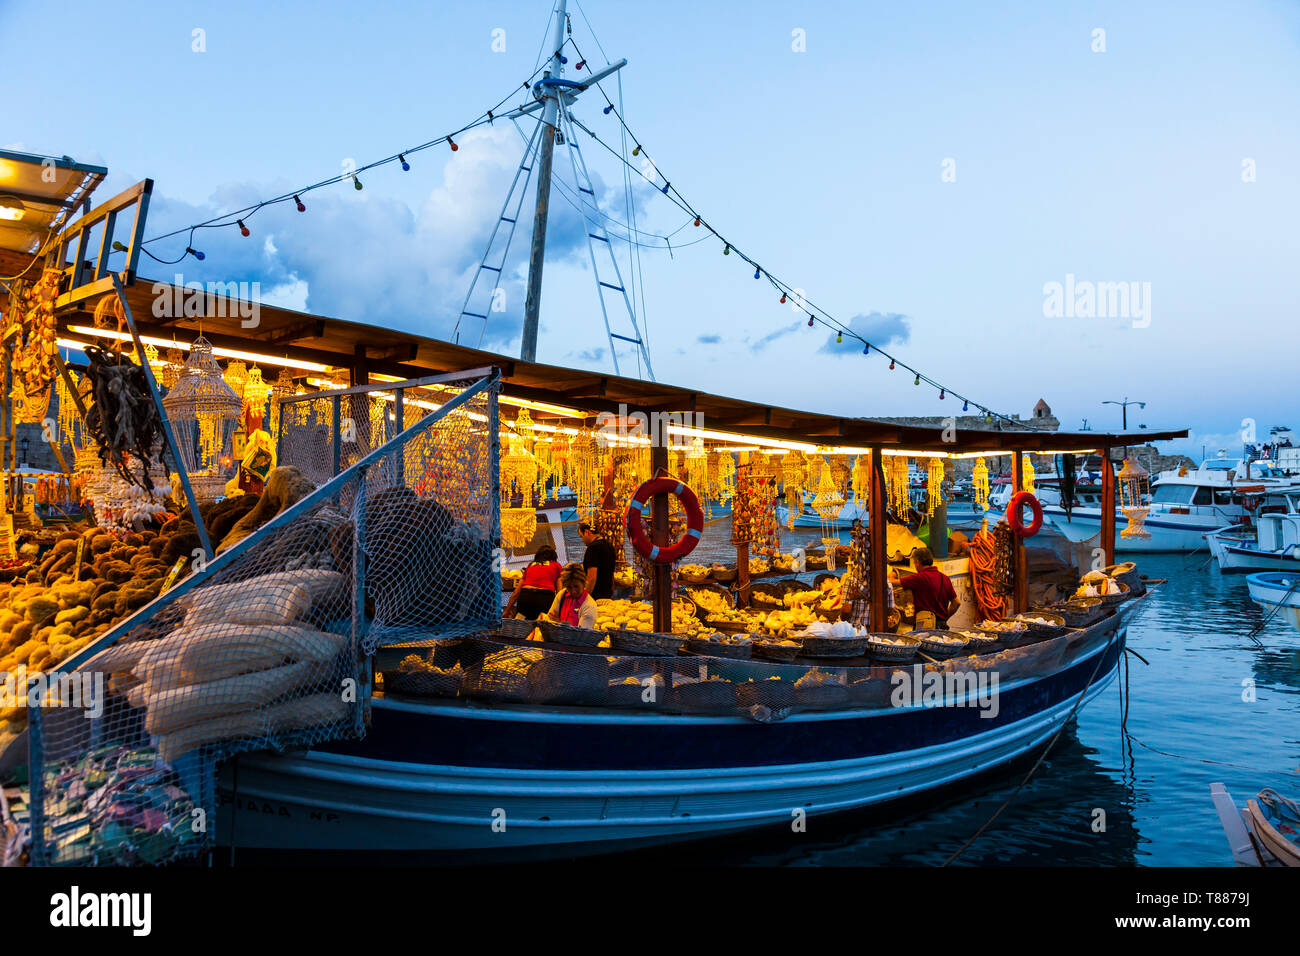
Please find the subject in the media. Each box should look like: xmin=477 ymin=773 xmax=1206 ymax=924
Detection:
xmin=215 ymin=607 xmax=1136 ymax=857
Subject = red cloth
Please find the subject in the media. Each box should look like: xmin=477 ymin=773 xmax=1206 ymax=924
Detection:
xmin=900 ymin=565 xmax=957 ymax=621
xmin=520 ymin=560 xmax=561 ymax=591
xmin=558 ymin=591 xmax=590 ymax=625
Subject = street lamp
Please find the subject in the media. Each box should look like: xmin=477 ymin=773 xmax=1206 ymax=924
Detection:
xmin=1102 ymin=398 xmax=1146 ymax=430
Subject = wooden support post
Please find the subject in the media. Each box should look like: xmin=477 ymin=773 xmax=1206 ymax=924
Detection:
xmin=735 ymin=453 xmax=750 ymax=608
xmin=868 ymin=446 xmax=888 ymax=633
xmin=650 ymin=420 xmax=672 ymax=634
xmin=1100 ymin=447 xmax=1116 ymax=567
xmin=1011 ymin=453 xmax=1028 ymax=614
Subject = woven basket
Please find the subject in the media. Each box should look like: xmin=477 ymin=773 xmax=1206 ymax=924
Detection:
xmin=748 ymin=583 xmax=787 ymax=608
xmin=794 ymin=682 xmax=851 ymax=711
xmin=684 ymin=584 xmax=734 ymax=618
xmin=709 ymin=567 xmax=738 ymax=584
xmin=1093 ymin=581 xmax=1131 ymax=606
xmin=800 ymin=634 xmax=869 ymax=658
xmin=913 ymin=630 xmax=972 ymax=658
xmin=975 ymin=621 xmax=1030 ymax=644
xmin=525 ymin=654 xmax=609 ymax=705
xmin=382 ymin=668 xmax=462 ymax=698
xmin=686 ymin=635 xmax=753 ymax=659
xmin=1042 ymin=598 xmax=1105 ymax=628
xmin=466 ymin=648 xmax=543 ymax=700
xmin=537 ymin=620 xmax=606 ymax=647
xmin=609 ymin=630 xmax=685 ymax=656
xmin=736 ymin=678 xmax=796 ymax=710
xmin=704 ymin=616 xmax=751 ymax=634
xmin=678 ymin=567 xmax=711 ymax=585
xmin=751 ymin=639 xmax=801 ymax=662
xmin=953 ymin=630 xmax=999 ymax=654
xmin=496 ymin=618 xmax=537 ymax=641
xmin=867 ymin=634 xmax=921 ymax=661
xmin=1104 ymin=563 xmax=1144 ymax=596
xmin=0 ymin=563 xmax=31 ymax=584
xmin=1013 ymin=611 xmax=1070 ymax=640
xmin=669 ymin=680 xmax=737 ymax=713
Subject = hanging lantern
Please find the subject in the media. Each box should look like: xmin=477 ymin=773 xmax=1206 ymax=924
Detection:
xmin=161 ymin=336 xmax=243 ymax=499
xmin=1022 ymin=454 xmax=1036 ymax=494
xmin=268 ymin=366 xmax=296 ymax=434
xmin=160 ymin=347 xmax=185 ymax=388
xmin=1117 ymin=458 xmax=1152 ymax=540
xmin=811 ymin=457 xmax=845 ymax=521
xmin=926 ymin=457 xmax=946 ymax=518
xmin=851 ymin=455 xmax=871 ymax=508
xmin=223 ymin=359 xmax=249 ymax=401
xmin=973 ymin=457 xmax=991 ymax=511
xmin=781 ymin=450 xmax=809 ymax=529
xmin=886 ymin=456 xmax=911 ymax=514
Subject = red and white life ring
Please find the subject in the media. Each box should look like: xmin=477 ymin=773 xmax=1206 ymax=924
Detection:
xmin=1007 ymin=491 xmax=1043 ymax=537
xmin=626 ymin=477 xmax=705 ymax=563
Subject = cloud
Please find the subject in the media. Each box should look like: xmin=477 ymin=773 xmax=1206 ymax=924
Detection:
xmin=574 ymin=347 xmax=606 ymax=363
xmin=697 ymin=334 xmax=721 ymax=344
xmin=132 ymin=125 xmax=595 ymax=351
xmin=819 ymin=311 xmax=910 ymax=354
xmin=749 ymin=321 xmax=802 ymax=351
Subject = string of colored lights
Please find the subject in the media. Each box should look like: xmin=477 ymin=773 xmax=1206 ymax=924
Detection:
xmin=124 ymin=66 xmax=561 ymax=264
xmin=561 ymin=34 xmax=1039 ymax=431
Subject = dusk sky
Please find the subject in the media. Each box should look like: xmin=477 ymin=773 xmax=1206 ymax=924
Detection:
xmin=5 ymin=0 xmax=1298 ymax=458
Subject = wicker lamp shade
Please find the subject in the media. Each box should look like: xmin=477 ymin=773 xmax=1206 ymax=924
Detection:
xmin=161 ymin=336 xmax=242 ymax=498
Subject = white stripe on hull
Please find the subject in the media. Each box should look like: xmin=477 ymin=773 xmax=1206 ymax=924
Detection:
xmin=218 ymin=669 xmax=1117 ymax=854
xmin=1043 ymin=508 xmax=1214 ymax=552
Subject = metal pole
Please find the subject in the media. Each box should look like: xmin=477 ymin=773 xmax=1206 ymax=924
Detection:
xmin=520 ymin=0 xmax=567 ymax=364
xmin=111 ymin=274 xmax=214 ymax=560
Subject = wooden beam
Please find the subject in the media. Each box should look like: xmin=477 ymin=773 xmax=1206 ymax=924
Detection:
xmin=1100 ymin=447 xmax=1116 ymax=567
xmin=251 ymin=318 xmax=325 ymax=346
xmin=1011 ymin=453 xmax=1028 ymax=614
xmin=869 ymin=446 xmax=888 ymax=633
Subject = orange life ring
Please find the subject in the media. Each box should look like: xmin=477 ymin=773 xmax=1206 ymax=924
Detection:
xmin=626 ymin=477 xmax=705 ymax=563
xmin=1007 ymin=491 xmax=1043 ymax=537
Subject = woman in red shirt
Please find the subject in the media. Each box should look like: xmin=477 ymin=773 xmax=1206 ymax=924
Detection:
xmin=505 ymin=545 xmax=561 ymax=620
xmin=891 ymin=547 xmax=960 ymax=626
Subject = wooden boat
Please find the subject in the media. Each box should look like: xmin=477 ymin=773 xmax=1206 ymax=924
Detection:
xmin=1211 ymin=783 xmax=1300 ymax=866
xmin=215 ymin=593 xmax=1151 ymax=859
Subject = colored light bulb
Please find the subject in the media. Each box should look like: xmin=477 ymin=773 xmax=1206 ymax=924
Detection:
xmin=576 ymin=60 xmax=586 ymax=70
xmin=939 ymin=389 xmax=945 ymax=400
xmin=449 ymin=137 xmax=458 ymax=152
xmin=723 ymin=244 xmax=730 ymax=255
xmin=836 ymin=332 xmax=842 ymax=343
xmin=353 ymin=176 xmax=363 ymax=190
xmin=863 ymin=343 xmax=870 ymax=355
xmin=662 ymin=182 xmax=670 ymax=194
xmin=632 ymin=145 xmax=641 ymax=156
xmin=779 ymin=293 xmax=786 ymax=304
xmin=693 ymin=217 xmax=700 ymax=227
xmin=889 ymin=359 xmax=895 ymax=370
xmin=807 ymin=315 xmax=814 ymax=327
xmin=294 ymin=195 xmax=305 ymax=212
xmin=914 ymin=374 xmax=920 ymax=385
xmin=399 ymin=154 xmax=410 ymax=171
xmin=603 ymin=105 xmax=613 ymax=114
xmin=237 ymin=219 xmax=249 ymax=237
xmin=111 ymin=240 xmax=127 ymax=252
xmin=754 ymin=267 xmax=761 ymax=279
xmin=185 ymin=247 xmax=205 ymax=261
xmin=962 ymin=400 xmax=969 ymax=411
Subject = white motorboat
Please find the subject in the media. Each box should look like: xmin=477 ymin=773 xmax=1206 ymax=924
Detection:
xmin=1206 ymin=485 xmax=1300 ymax=573
xmin=1044 ymin=457 xmax=1293 ymax=553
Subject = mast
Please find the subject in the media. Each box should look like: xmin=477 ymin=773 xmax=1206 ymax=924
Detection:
xmin=520 ymin=0 xmax=568 ymax=364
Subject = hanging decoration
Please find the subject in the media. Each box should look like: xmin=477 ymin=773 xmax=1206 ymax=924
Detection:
xmin=885 ymin=456 xmax=911 ymax=515
xmin=499 ymin=429 xmax=539 ymax=551
xmin=973 ymin=457 xmax=991 ymax=510
xmin=7 ymin=268 xmax=61 ymax=395
xmin=851 ymin=455 xmax=871 ymax=508
xmin=160 ymin=336 xmax=243 ymax=499
xmin=223 ymin=360 xmax=249 ymax=403
xmin=781 ymin=450 xmax=809 ymax=529
xmin=569 ymin=427 xmax=602 ymax=523
xmin=268 ymin=366 xmax=296 ymax=434
xmin=1117 ymin=458 xmax=1152 ymax=540
xmin=926 ymin=458 xmax=946 ymax=519
xmin=811 ymin=456 xmax=845 ymax=570
xmin=1022 ymin=454 xmax=1036 ymax=495
xmin=55 ymin=369 xmax=83 ymax=449
xmin=243 ymin=366 xmax=272 ymax=430
xmin=160 ymin=347 xmax=185 ymax=388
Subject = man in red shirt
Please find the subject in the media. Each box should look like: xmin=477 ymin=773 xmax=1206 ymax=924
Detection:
xmin=892 ymin=547 xmax=960 ymax=626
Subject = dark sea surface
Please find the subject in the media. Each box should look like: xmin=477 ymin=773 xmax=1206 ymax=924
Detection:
xmin=565 ymin=517 xmax=1300 ymax=866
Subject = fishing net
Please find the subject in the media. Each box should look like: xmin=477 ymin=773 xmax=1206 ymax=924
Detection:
xmin=25 ymin=372 xmax=501 ymax=865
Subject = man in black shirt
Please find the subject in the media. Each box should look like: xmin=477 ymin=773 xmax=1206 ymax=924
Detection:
xmin=579 ymin=523 xmax=617 ymax=599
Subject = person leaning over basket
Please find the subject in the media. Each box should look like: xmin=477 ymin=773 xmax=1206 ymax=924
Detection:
xmin=504 ymin=545 xmax=561 ymax=620
xmin=545 ymin=563 xmax=599 ymax=629
xmin=890 ymin=546 xmax=959 ymax=627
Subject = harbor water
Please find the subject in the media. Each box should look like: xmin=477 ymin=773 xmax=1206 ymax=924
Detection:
xmin=561 ymin=518 xmax=1300 ymax=866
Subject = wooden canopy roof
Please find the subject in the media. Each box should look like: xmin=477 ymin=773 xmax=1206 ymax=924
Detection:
xmin=56 ymin=275 xmax=1188 ymax=454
